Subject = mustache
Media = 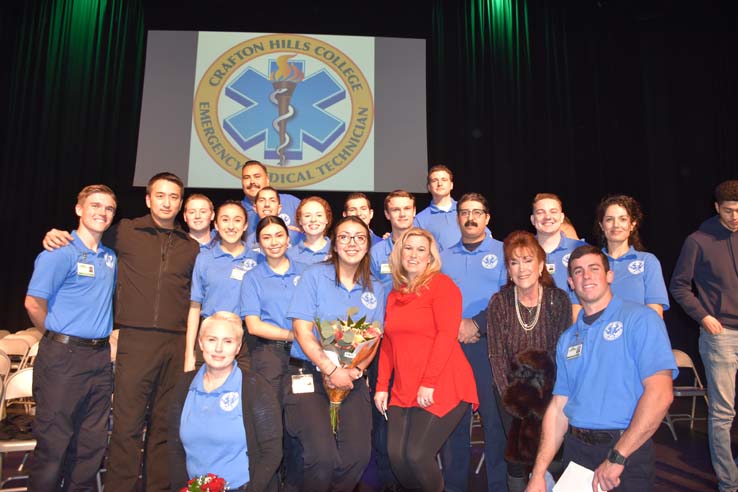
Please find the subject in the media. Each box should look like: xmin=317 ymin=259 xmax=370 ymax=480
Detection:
xmin=464 ymin=220 xmax=478 ymax=228
xmin=247 ymin=184 xmax=261 ymax=189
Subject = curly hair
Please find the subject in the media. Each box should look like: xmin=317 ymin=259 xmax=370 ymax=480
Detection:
xmin=595 ymin=194 xmax=645 ymax=251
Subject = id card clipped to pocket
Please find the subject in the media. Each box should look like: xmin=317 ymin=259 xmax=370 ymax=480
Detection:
xmin=291 ymin=370 xmax=315 ymax=394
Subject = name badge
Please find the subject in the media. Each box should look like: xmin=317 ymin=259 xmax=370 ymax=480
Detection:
xmin=77 ymin=263 xmax=95 ymax=277
xmin=566 ymin=343 xmax=583 ymax=360
xmin=380 ymin=263 xmax=391 ymax=275
xmin=291 ymin=373 xmax=315 ymax=394
xmin=230 ymin=268 xmax=246 ymax=281
xmin=546 ymin=263 xmax=556 ymax=274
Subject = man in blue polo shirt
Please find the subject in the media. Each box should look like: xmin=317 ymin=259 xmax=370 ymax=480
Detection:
xmin=414 ymin=165 xmax=460 ymax=250
xmin=528 ymin=245 xmax=676 ymax=492
xmin=343 ymin=192 xmax=383 ymax=246
xmin=25 ymin=184 xmax=118 ymax=490
xmin=366 ymin=189 xmax=415 ymax=490
xmin=440 ymin=193 xmax=508 ymax=492
xmin=241 ymin=160 xmax=300 ymax=236
xmin=184 ymin=193 xmax=216 ymax=250
xmin=370 ymin=190 xmax=416 ymax=295
xmin=531 ymin=192 xmax=586 ymax=319
xmin=245 ymin=187 xmax=302 ymax=250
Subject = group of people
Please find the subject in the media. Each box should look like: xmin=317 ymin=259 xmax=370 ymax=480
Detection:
xmin=22 ymin=161 xmax=738 ymax=492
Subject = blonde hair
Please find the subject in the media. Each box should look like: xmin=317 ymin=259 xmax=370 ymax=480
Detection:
xmin=199 ymin=311 xmax=244 ymax=344
xmin=389 ymin=228 xmax=442 ymax=294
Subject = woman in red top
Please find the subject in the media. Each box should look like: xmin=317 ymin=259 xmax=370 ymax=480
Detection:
xmin=374 ymin=228 xmax=478 ymax=492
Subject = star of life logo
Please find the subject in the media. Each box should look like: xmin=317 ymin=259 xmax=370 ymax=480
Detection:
xmin=220 ymin=391 xmax=240 ymax=412
xmin=481 ymin=254 xmax=498 ymax=270
xmin=603 ymin=321 xmax=624 ymax=341
xmin=242 ymin=259 xmax=257 ymax=272
xmin=193 ymin=34 xmax=374 ymax=188
xmin=361 ymin=292 xmax=378 ymax=309
xmin=628 ymin=260 xmax=645 ymax=275
xmin=104 ymin=253 xmax=115 ymax=269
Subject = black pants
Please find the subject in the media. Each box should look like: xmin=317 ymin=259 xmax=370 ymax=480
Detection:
xmin=387 ymin=402 xmax=469 ymax=492
xmin=251 ymin=341 xmax=290 ymax=406
xmin=104 ymin=328 xmax=184 ymax=492
xmin=30 ymin=336 xmax=112 ymax=491
xmin=562 ymin=431 xmax=655 ymax=492
xmin=283 ymin=364 xmax=372 ymax=492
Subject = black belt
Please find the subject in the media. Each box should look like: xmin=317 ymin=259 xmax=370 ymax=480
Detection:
xmin=568 ymin=426 xmax=624 ymax=445
xmin=257 ymin=339 xmax=292 ymax=349
xmin=289 ymin=357 xmax=316 ymax=371
xmin=44 ymin=330 xmax=109 ymax=348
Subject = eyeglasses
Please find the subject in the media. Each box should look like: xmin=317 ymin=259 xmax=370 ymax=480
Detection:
xmin=458 ymin=209 xmax=487 ymax=219
xmin=336 ymin=233 xmax=368 ymax=245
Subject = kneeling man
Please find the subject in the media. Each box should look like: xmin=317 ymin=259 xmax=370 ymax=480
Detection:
xmin=528 ymin=245 xmax=676 ymax=492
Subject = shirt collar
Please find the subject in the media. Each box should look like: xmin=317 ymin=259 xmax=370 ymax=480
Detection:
xmin=212 ymin=241 xmax=251 ymax=260
xmin=603 ymin=245 xmax=637 ymax=261
xmin=429 ymin=198 xmax=457 ymax=214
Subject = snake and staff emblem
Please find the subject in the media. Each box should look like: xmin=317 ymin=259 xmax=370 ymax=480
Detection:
xmin=269 ymin=55 xmax=304 ymax=166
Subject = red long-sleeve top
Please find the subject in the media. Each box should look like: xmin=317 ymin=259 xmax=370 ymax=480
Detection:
xmin=377 ymin=273 xmax=479 ymax=417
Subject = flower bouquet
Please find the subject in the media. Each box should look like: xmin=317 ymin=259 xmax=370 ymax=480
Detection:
xmin=181 ymin=473 xmax=226 ymax=492
xmin=316 ymin=306 xmax=383 ymax=433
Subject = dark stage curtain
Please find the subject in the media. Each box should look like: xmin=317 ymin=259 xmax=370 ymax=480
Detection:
xmin=429 ymin=0 xmax=738 ymax=354
xmin=1 ymin=0 xmax=737 ymax=362
xmin=1 ymin=0 xmax=145 ymax=330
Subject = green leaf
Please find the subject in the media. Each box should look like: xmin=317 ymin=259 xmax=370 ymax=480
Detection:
xmin=320 ymin=321 xmax=334 ymax=339
xmin=342 ymin=331 xmax=355 ymax=344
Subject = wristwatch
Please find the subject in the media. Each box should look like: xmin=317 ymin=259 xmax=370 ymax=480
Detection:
xmin=607 ymin=448 xmax=627 ymax=465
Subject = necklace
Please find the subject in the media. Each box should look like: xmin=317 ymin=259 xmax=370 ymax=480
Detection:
xmin=514 ymin=285 xmax=542 ymax=331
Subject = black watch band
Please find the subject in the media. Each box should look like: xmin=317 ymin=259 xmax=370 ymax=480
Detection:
xmin=607 ymin=448 xmax=627 ymax=465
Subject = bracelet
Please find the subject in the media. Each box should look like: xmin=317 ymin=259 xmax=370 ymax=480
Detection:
xmin=327 ymin=365 xmax=338 ymax=376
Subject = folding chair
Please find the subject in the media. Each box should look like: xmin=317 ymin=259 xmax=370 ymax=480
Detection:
xmin=17 ymin=329 xmax=42 ymax=343
xmin=662 ymin=349 xmax=708 ymax=441
xmin=18 ymin=343 xmax=39 ymax=370
xmin=0 ymin=367 xmax=36 ymax=491
xmin=0 ymin=339 xmax=30 ymax=373
xmin=0 ymin=352 xmax=11 ymax=385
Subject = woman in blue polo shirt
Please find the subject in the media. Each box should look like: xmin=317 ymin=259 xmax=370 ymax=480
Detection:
xmin=242 ymin=216 xmax=306 ymax=402
xmin=286 ymin=215 xmax=385 ymax=492
xmin=596 ymin=194 xmax=669 ymax=317
xmin=185 ymin=201 xmax=258 ymax=372
xmin=170 ymin=311 xmax=282 ymax=492
xmin=287 ymin=196 xmax=333 ymax=265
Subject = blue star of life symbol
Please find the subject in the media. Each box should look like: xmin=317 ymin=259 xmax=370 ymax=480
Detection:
xmin=223 ymin=59 xmax=346 ymax=161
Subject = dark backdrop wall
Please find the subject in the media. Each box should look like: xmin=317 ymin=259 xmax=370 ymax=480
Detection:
xmin=1 ymin=0 xmax=736 ymax=366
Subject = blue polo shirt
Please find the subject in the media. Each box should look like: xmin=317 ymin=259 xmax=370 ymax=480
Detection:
xmin=414 ymin=199 xmax=461 ymax=251
xmin=553 ymin=297 xmax=677 ymax=429
xmin=242 ymin=192 xmax=300 ymax=236
xmin=605 ymin=246 xmax=670 ymax=310
xmin=287 ymin=239 xmax=332 ymax=265
xmin=287 ymin=263 xmax=386 ymax=362
xmin=241 ymin=259 xmax=307 ymax=358
xmin=27 ymin=231 xmax=116 ymax=339
xmin=440 ymin=236 xmax=507 ymax=329
xmin=542 ymin=232 xmax=587 ymax=294
xmin=196 ymin=229 xmax=219 ymax=252
xmin=191 ymin=243 xmax=260 ymax=316
xmin=180 ymin=362 xmax=249 ymax=487
xmin=369 ymin=237 xmax=395 ymax=297
xmin=369 ymin=229 xmax=382 ymax=249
